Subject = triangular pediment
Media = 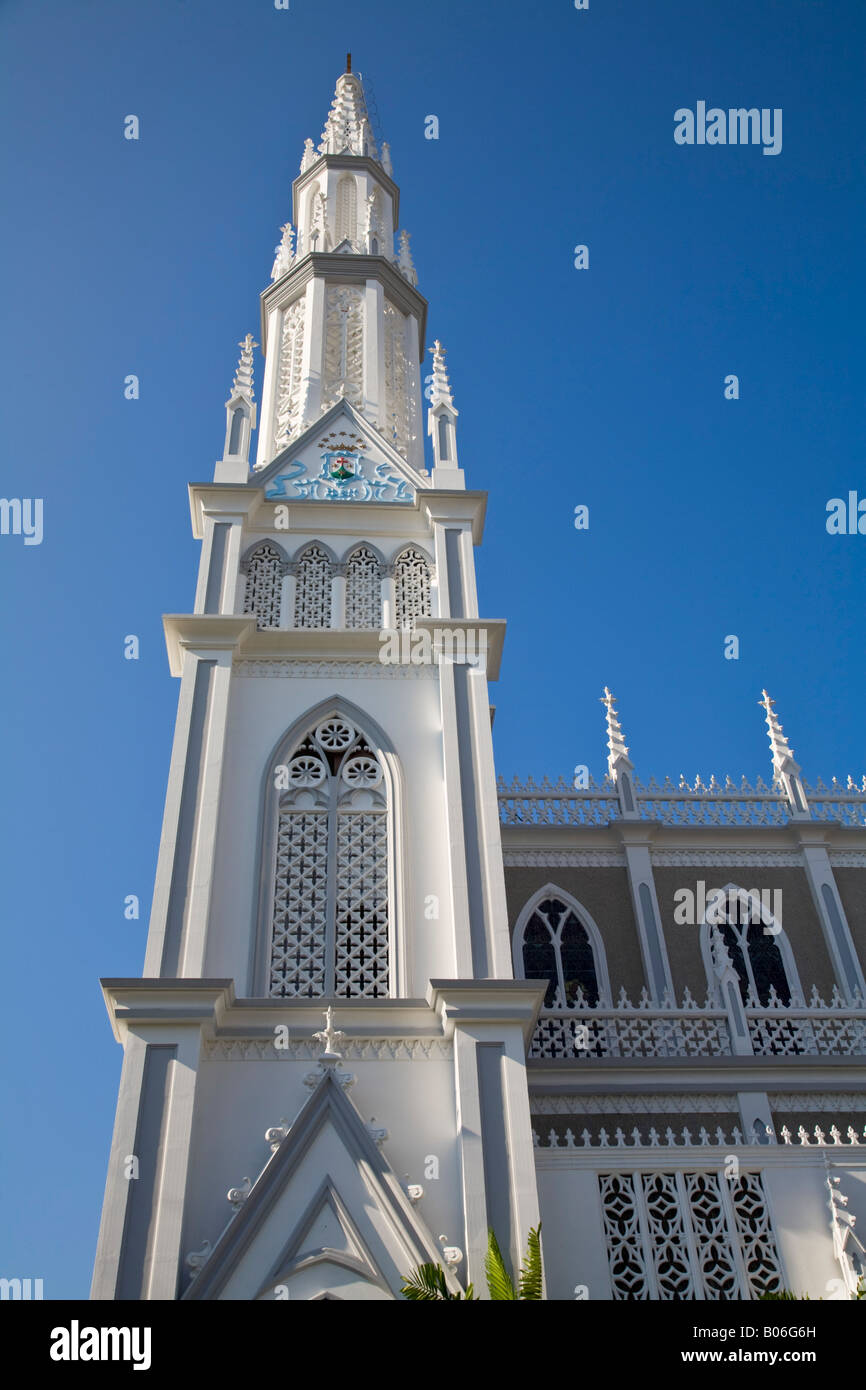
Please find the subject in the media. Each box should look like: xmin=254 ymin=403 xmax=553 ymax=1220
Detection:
xmin=183 ymin=1069 xmax=455 ymax=1302
xmin=254 ymin=399 xmax=426 ymax=506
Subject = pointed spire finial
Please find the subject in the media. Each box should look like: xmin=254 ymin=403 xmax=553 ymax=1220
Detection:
xmin=760 ymin=689 xmax=810 ymax=818
xmin=601 ymin=687 xmax=637 ymax=815
xmin=601 ymin=686 xmax=631 ymax=771
xmin=319 ymin=64 xmax=377 ymax=159
xmin=231 ymin=334 xmax=257 ymax=404
xmin=760 ymin=689 xmax=798 ymax=773
xmin=427 ymin=339 xmax=461 ymax=481
xmin=428 ymin=340 xmax=456 ymax=410
xmin=270 ymin=222 xmax=294 ymax=283
xmin=397 ymin=229 xmax=417 ymax=285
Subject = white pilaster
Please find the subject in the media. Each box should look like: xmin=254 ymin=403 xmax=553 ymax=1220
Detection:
xmin=381 ymin=573 xmax=395 ymax=629
xmin=301 ymin=278 xmax=326 ymax=426
xmin=331 ymin=572 xmax=346 ymax=629
xmin=255 ymin=306 xmax=280 ymax=469
xmin=363 ymin=278 xmax=385 ymax=428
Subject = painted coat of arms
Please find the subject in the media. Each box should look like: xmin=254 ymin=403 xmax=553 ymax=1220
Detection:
xmin=266 ymin=431 xmax=413 ymax=503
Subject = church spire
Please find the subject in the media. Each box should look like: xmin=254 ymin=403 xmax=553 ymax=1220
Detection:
xmin=256 ymin=65 xmax=426 ymax=472
xmin=318 ymin=65 xmax=378 ymax=160
xmin=217 ymin=334 xmax=257 ymax=479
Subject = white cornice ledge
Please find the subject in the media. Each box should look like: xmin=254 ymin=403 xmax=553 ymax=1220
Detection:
xmin=413 ymin=619 xmax=506 ymax=681
xmin=421 ymin=491 xmax=488 ymax=543
xmin=427 ymin=979 xmax=547 ymax=1044
xmin=163 ymin=615 xmax=255 ymax=676
xmin=100 ymin=978 xmax=445 ymax=1044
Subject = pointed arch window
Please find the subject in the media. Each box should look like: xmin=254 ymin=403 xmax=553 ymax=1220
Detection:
xmin=294 ymin=545 xmax=333 ymax=628
xmin=269 ymin=715 xmax=390 ymax=999
xmin=345 ymin=546 xmax=382 ymax=629
xmin=393 ymin=547 xmax=431 ymax=629
xmin=243 ymin=542 xmax=285 ymax=630
xmin=514 ymin=890 xmax=609 ymax=1008
xmin=335 ymin=175 xmax=358 ymax=248
xmin=712 ymin=894 xmax=794 ymax=1007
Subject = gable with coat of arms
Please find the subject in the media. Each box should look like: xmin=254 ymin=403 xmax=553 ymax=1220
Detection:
xmin=265 ymin=429 xmax=414 ymax=504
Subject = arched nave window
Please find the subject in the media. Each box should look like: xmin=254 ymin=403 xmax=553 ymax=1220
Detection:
xmin=345 ymin=545 xmax=382 ymax=628
xmin=242 ymin=542 xmax=285 ymax=630
xmin=393 ymin=547 xmax=431 ymax=629
xmin=513 ymin=887 xmax=610 ymax=1008
xmin=700 ymin=885 xmax=800 ymax=1007
xmin=268 ymin=713 xmax=391 ymax=1000
xmin=294 ymin=544 xmax=333 ymax=628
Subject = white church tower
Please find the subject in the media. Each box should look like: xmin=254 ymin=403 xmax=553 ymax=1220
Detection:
xmin=91 ymin=60 xmax=542 ymax=1302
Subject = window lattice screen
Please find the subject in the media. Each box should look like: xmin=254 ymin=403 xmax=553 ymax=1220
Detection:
xmin=269 ymin=716 xmax=390 ymax=999
xmin=599 ymin=1169 xmax=784 ymax=1300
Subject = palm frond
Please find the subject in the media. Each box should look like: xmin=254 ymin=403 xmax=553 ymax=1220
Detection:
xmin=401 ymin=1262 xmax=450 ymax=1300
xmin=485 ymin=1228 xmax=516 ymax=1300
xmin=518 ymin=1224 xmax=543 ymax=1301
xmin=401 ymin=1261 xmax=476 ymax=1300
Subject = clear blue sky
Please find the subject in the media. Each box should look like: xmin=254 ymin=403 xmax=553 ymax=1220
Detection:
xmin=0 ymin=0 xmax=863 ymax=1297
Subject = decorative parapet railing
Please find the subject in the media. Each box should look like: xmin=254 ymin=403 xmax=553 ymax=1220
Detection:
xmin=531 ymin=1005 xmax=731 ymax=1060
xmin=497 ymin=776 xmax=620 ymax=826
xmin=497 ymin=774 xmax=866 ymax=828
xmin=529 ymin=986 xmax=866 ymax=1061
xmin=533 ymin=1122 xmax=866 ymax=1150
xmin=748 ymin=1008 xmax=866 ymax=1057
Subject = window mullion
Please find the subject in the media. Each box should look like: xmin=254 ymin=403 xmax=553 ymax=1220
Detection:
xmin=325 ymin=777 xmax=339 ymax=994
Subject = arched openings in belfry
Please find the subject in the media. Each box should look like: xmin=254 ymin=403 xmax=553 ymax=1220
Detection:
xmin=240 ymin=541 xmax=432 ymax=632
xmin=242 ymin=541 xmax=288 ymax=630
xmin=393 ymin=546 xmax=431 ymax=629
xmin=344 ymin=545 xmax=382 ymax=628
xmin=294 ymin=544 xmax=334 ymax=628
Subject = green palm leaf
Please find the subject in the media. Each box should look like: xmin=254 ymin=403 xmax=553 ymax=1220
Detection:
xmin=400 ymin=1261 xmax=475 ymax=1300
xmin=401 ymin=1262 xmax=450 ymax=1300
xmin=518 ymin=1224 xmax=543 ymax=1300
xmin=485 ymin=1229 xmax=517 ymax=1300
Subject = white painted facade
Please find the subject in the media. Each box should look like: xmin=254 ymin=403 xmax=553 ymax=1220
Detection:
xmin=92 ymin=65 xmax=866 ymax=1302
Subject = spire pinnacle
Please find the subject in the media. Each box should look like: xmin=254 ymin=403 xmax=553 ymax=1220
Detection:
xmin=428 ymin=340 xmax=455 ymax=410
xmin=217 ymin=334 xmax=257 ymax=479
xmin=318 ymin=66 xmax=377 ymax=160
xmin=427 ymin=339 xmax=462 ymax=482
xmin=759 ymin=689 xmax=799 ymax=777
xmin=601 ymin=686 xmax=632 ymax=774
xmin=759 ymin=689 xmax=809 ymax=818
xmin=270 ymin=222 xmax=294 ymax=283
xmin=231 ymin=334 xmax=257 ymax=404
xmin=397 ymin=229 xmax=417 ymax=286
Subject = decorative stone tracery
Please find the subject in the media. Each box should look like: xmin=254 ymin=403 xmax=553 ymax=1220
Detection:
xmin=242 ymin=543 xmax=285 ymax=630
xmin=269 ymin=715 xmax=390 ymax=1000
xmin=345 ymin=546 xmax=381 ymax=628
xmin=599 ymin=1169 xmax=783 ymax=1300
xmin=294 ymin=545 xmax=333 ymax=628
xmin=393 ymin=547 xmax=431 ymax=629
xmin=322 ymin=287 xmax=364 ymax=412
xmin=384 ymin=300 xmax=411 ymax=459
xmin=273 ymin=298 xmax=306 ymax=455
